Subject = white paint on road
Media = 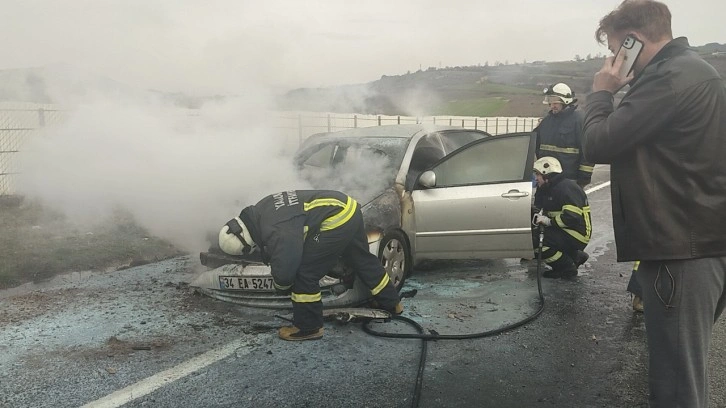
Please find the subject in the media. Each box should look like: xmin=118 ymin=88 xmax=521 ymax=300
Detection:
xmin=81 ymin=338 xmax=255 ymax=408
xmin=585 ymin=181 xmax=610 ymax=195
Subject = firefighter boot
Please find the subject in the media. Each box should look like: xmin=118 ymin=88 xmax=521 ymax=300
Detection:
xmin=386 ymin=302 xmax=404 ymax=315
xmin=278 ymin=326 xmax=324 ymax=341
xmin=372 ymin=300 xmax=404 ymax=316
xmin=543 ymin=256 xmax=578 ymax=279
xmin=574 ymin=250 xmax=589 ymax=268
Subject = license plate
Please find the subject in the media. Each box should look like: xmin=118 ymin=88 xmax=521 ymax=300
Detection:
xmin=218 ymin=276 xmax=274 ymax=291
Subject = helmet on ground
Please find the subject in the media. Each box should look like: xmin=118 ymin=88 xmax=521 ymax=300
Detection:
xmin=533 ymin=156 xmax=563 ymax=176
xmin=218 ymin=216 xmax=256 ymax=256
xmin=542 ymin=83 xmax=576 ymax=105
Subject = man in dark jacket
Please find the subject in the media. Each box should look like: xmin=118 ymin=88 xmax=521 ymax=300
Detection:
xmin=535 ymin=83 xmax=595 ymax=188
xmin=583 ymin=1 xmax=726 ymax=406
xmin=532 ymin=157 xmax=592 ymax=279
xmin=218 ymin=190 xmax=402 ymax=341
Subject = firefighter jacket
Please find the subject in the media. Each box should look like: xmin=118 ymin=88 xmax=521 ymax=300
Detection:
xmin=535 ymin=105 xmax=594 ymax=185
xmin=534 ymin=173 xmax=592 ymax=246
xmin=583 ymin=37 xmax=726 ymax=261
xmin=238 ymin=190 xmax=358 ymax=288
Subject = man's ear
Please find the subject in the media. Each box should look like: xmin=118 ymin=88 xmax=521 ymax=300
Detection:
xmin=628 ymin=32 xmax=645 ymax=44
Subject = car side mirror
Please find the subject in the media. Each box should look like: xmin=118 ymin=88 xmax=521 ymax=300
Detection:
xmin=419 ymin=170 xmax=436 ymax=188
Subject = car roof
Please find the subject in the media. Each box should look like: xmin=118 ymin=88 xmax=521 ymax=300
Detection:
xmin=307 ymin=124 xmax=462 ymax=141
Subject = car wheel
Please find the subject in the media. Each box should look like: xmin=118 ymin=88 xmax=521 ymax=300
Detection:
xmin=378 ymin=230 xmax=411 ymax=290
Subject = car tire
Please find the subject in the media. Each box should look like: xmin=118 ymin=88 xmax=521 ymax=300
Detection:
xmin=378 ymin=230 xmax=411 ymax=291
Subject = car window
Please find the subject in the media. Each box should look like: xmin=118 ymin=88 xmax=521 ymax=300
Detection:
xmin=431 ymin=135 xmax=530 ymax=187
xmin=301 ymin=143 xmax=336 ymax=170
xmin=406 ymin=138 xmax=446 ymax=190
xmin=298 ymin=138 xmax=408 ymax=204
xmin=438 ymin=130 xmax=490 ymax=153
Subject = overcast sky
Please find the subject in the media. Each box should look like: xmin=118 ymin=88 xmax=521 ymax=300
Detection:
xmin=2 ymin=0 xmax=724 ymax=95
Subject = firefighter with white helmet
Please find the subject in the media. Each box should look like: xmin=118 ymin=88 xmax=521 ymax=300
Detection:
xmin=218 ymin=190 xmax=402 ymax=341
xmin=532 ymin=157 xmax=592 ymax=278
xmin=536 ymin=83 xmax=594 ymax=187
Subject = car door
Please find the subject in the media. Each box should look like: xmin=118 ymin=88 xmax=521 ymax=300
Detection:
xmin=411 ymin=132 xmax=536 ymax=260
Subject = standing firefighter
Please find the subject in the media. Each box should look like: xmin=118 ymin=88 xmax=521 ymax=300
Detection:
xmin=218 ymin=190 xmax=402 ymax=341
xmin=536 ymin=83 xmax=594 ymax=188
xmin=532 ymin=157 xmax=592 ymax=278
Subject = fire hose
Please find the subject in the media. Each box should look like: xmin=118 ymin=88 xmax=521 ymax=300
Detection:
xmin=362 ymin=223 xmax=547 ymax=408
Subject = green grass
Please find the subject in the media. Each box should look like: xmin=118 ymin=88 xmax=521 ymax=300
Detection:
xmin=434 ymin=97 xmax=509 ymax=116
xmin=474 ymin=83 xmax=538 ymax=95
xmin=0 ymin=198 xmax=185 ymax=289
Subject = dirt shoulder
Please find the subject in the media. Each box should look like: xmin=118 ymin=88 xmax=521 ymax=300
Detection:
xmin=0 ymin=195 xmax=185 ymax=289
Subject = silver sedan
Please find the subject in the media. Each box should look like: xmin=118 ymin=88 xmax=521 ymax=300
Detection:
xmin=192 ymin=124 xmax=536 ymax=307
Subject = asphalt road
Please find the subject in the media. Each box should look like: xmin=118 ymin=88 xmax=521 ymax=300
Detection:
xmin=3 ymin=165 xmax=726 ymax=408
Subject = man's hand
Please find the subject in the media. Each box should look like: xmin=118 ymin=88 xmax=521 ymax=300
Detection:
xmin=533 ymin=214 xmax=552 ymax=227
xmin=592 ymin=53 xmax=634 ymax=94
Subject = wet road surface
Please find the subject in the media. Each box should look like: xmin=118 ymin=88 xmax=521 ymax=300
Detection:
xmin=3 ymin=167 xmax=726 ymax=407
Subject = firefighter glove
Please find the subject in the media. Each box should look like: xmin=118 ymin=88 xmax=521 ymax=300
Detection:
xmin=534 ymin=214 xmax=552 ymax=226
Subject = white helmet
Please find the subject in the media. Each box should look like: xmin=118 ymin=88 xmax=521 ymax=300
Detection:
xmin=542 ymin=83 xmax=576 ymax=105
xmin=218 ymin=217 xmax=256 ymax=256
xmin=533 ymin=156 xmax=563 ymax=176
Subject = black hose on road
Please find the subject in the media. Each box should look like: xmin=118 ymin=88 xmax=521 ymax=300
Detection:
xmin=362 ymin=225 xmax=547 ymax=408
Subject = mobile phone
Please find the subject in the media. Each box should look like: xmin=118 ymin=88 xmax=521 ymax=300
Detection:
xmin=614 ymin=34 xmax=643 ymax=77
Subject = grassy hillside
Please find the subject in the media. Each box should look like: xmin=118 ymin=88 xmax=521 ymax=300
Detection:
xmin=278 ymin=43 xmax=726 ymax=117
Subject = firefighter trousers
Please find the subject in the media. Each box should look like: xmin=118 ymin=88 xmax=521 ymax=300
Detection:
xmin=531 ymin=226 xmax=586 ymax=271
xmin=292 ymin=208 xmax=400 ymax=331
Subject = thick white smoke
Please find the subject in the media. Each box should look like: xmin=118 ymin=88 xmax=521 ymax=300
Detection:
xmin=18 ymin=92 xmax=304 ymax=252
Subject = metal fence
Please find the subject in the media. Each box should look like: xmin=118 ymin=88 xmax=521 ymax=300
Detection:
xmin=0 ymin=103 xmax=65 ymax=195
xmin=0 ymin=104 xmax=540 ymax=196
xmin=272 ymin=111 xmax=540 ymax=145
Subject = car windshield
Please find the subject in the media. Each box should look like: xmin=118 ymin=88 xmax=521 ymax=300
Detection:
xmin=297 ymin=137 xmax=409 ymax=204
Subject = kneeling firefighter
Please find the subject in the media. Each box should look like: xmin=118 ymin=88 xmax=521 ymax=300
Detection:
xmin=218 ymin=190 xmax=402 ymax=341
xmin=532 ymin=157 xmax=592 ymax=278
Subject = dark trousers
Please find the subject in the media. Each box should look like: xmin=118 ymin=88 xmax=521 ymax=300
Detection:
xmin=292 ymin=209 xmax=400 ymax=331
xmin=627 ymin=261 xmax=642 ymax=297
xmin=531 ymin=225 xmax=585 ymax=270
xmin=636 ymin=257 xmax=726 ymax=408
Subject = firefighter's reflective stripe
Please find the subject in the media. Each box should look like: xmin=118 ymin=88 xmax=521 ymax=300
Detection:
xmin=303 ymin=225 xmax=309 ymax=240
xmin=291 ymin=292 xmax=322 ymax=303
xmin=303 ymin=196 xmax=358 ymax=232
xmin=304 ymin=198 xmax=346 ymax=211
xmin=540 ymin=144 xmax=579 ymax=154
xmin=543 ymin=246 xmax=562 ymax=263
xmin=549 ymin=205 xmax=591 ymax=244
xmin=321 ymin=197 xmax=357 ymax=231
xmin=370 ymin=273 xmax=391 ymax=296
xmin=579 ymin=164 xmax=594 ymax=173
